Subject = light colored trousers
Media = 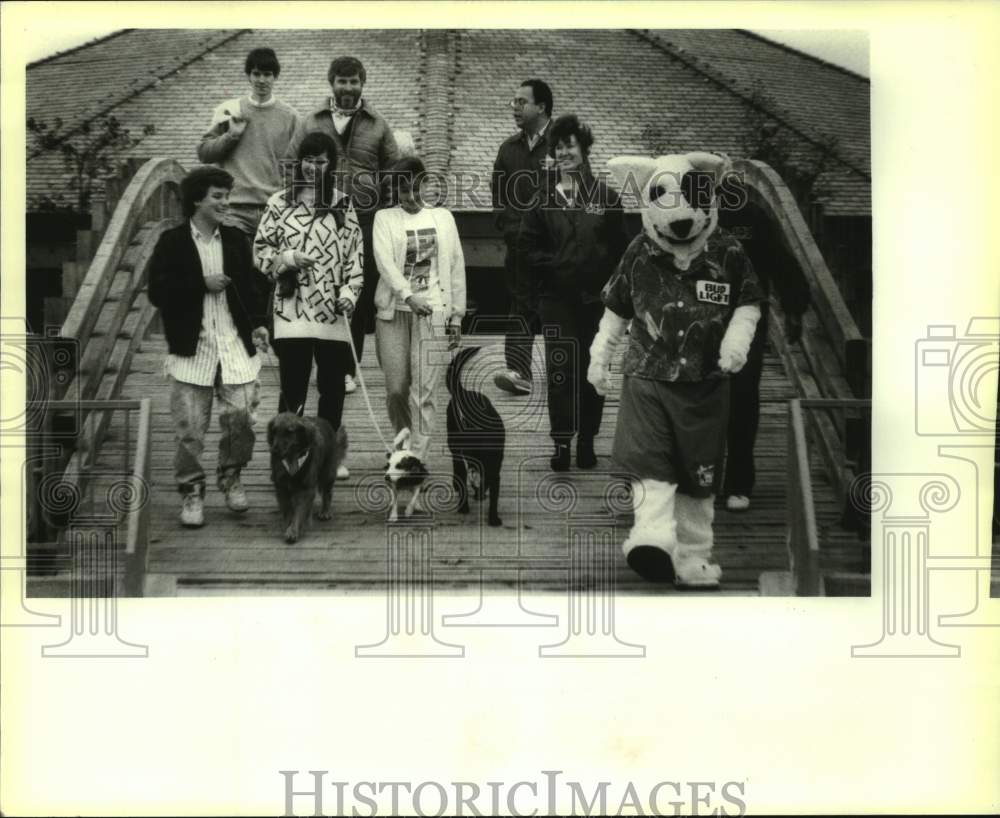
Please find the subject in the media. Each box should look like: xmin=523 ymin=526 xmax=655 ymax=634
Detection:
xmin=169 ymin=375 xmax=261 ymax=495
xmin=374 ymin=310 xmax=446 ymax=462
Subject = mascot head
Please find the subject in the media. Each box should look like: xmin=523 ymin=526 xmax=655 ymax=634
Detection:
xmin=607 ymin=152 xmax=731 ymax=271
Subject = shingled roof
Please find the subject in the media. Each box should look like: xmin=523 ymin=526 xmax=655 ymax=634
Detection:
xmin=26 ymin=28 xmax=870 ymax=217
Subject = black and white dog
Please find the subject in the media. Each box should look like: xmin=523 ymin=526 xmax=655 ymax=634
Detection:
xmin=385 ymin=427 xmax=429 ymax=522
xmin=446 ymin=346 xmax=506 ymax=526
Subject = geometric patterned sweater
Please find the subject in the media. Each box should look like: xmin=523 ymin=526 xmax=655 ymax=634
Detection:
xmin=254 ymin=188 xmax=364 ymax=342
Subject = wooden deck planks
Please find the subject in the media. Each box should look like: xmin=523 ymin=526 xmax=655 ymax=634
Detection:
xmin=32 ymin=333 xmax=867 ymax=596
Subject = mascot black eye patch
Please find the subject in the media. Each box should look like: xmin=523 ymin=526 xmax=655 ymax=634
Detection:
xmin=681 ymin=170 xmax=715 ymax=214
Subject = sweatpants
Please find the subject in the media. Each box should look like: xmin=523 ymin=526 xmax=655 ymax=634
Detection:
xmin=375 ymin=310 xmax=447 ymax=462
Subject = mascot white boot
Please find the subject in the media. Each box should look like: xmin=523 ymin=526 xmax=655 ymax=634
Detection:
xmin=588 ymin=152 xmax=761 ymax=588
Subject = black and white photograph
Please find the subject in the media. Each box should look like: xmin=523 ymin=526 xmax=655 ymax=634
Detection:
xmin=2 ymin=3 xmax=998 ymax=816
xmin=21 ymin=25 xmax=874 ymax=599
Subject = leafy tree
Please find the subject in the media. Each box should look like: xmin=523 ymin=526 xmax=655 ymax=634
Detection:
xmin=27 ymin=115 xmax=155 ymax=213
xmin=740 ymin=83 xmax=840 ymax=211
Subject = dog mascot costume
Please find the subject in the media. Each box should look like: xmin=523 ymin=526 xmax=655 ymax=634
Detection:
xmin=587 ymin=152 xmax=763 ymax=588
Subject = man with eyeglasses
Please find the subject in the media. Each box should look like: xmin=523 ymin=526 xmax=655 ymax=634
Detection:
xmin=491 ymin=79 xmax=554 ymax=395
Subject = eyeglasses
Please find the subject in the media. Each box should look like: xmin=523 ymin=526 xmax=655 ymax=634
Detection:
xmin=509 ymin=97 xmax=534 ymax=110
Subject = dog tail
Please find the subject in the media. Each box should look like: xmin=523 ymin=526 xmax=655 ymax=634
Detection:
xmin=446 ymin=345 xmax=481 ymax=394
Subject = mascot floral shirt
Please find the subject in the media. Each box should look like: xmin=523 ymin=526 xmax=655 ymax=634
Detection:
xmin=602 ymin=228 xmax=763 ymax=382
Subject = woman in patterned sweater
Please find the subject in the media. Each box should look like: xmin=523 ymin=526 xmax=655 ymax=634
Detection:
xmin=254 ymin=131 xmax=363 ymax=477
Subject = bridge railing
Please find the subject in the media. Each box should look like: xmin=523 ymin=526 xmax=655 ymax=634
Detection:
xmin=58 ymin=157 xmax=184 ymax=391
xmin=28 ymin=398 xmax=153 ymax=596
xmin=787 ymin=398 xmax=872 ymax=596
xmin=42 ymin=157 xmax=183 ymax=522
xmin=730 ymin=158 xmax=870 ymax=401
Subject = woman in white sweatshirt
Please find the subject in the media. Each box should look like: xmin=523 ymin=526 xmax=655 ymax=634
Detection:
xmin=254 ymin=131 xmax=363 ymax=476
xmin=373 ymin=156 xmax=467 ymax=462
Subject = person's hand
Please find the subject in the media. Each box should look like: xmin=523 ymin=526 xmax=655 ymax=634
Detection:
xmin=252 ymin=326 xmax=270 ymax=353
xmin=446 ymin=323 xmax=461 ymax=350
xmin=587 ymin=361 xmax=612 ymax=396
xmin=227 ymin=113 xmax=248 ymax=139
xmin=405 ymin=294 xmax=434 ymax=316
xmin=291 ymin=250 xmax=317 ymax=270
xmin=205 ymin=273 xmax=231 ymax=293
xmin=784 ymin=313 xmax=803 ymax=345
xmin=718 ymin=348 xmax=747 ymax=374
xmin=335 ymin=297 xmax=355 ymax=318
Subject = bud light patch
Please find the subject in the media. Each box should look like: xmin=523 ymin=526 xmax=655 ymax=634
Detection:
xmin=696 ymin=280 xmax=730 ymax=305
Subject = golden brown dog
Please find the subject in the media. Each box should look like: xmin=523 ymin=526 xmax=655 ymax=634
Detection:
xmin=268 ymin=412 xmax=347 ymax=543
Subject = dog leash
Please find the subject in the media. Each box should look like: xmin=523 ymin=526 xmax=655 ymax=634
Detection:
xmin=344 ymin=310 xmax=453 ymax=457
xmin=344 ymin=317 xmax=394 ymax=456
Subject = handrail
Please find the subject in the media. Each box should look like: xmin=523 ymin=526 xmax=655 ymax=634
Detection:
xmin=730 ymin=158 xmax=870 ymax=399
xmin=59 ymin=157 xmax=185 ymax=400
xmin=28 ymin=399 xmax=152 ymax=596
xmin=788 ymin=399 xmax=822 ymax=595
xmin=60 ymin=157 xmax=185 ymax=348
xmin=44 ymin=158 xmax=182 ymax=550
xmin=124 ymin=397 xmax=152 ymax=596
xmin=787 ymin=397 xmax=872 ymax=596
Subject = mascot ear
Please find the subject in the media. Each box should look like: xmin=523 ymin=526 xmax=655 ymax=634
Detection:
xmin=606 ymin=156 xmax=658 ymax=200
xmin=684 ymin=152 xmax=732 ymax=188
xmin=266 ymin=417 xmax=276 ymax=447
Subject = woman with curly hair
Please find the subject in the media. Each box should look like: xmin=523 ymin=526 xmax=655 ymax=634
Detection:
xmin=517 ymin=114 xmax=628 ymax=471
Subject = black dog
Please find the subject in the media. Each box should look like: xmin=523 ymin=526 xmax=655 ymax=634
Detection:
xmin=446 ymin=346 xmax=506 ymax=527
xmin=268 ymin=412 xmax=347 ymax=543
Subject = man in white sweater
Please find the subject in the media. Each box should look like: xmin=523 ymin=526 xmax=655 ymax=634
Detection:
xmin=197 ymin=47 xmax=300 ymax=237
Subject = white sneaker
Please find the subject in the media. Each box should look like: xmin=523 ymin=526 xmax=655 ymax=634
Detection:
xmin=494 ymin=369 xmax=531 ymax=395
xmin=726 ymin=495 xmax=751 ymax=512
xmin=673 ymin=555 xmax=723 ymax=588
xmin=336 ymin=464 xmax=350 ymax=480
xmin=344 ymin=374 xmax=358 ymax=394
xmin=180 ymin=493 xmax=205 ymax=528
xmin=224 ymin=479 xmax=249 ymax=513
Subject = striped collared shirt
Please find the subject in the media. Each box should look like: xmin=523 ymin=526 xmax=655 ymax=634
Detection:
xmin=164 ymin=221 xmax=261 ymax=386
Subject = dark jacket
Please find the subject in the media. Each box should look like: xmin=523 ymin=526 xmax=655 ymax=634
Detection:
xmin=286 ymin=99 xmax=399 ymax=213
xmin=492 ymin=126 xmax=552 ymax=245
xmin=718 ymin=200 xmax=810 ymax=319
xmin=516 ymin=173 xmax=628 ymax=306
xmin=148 ymin=222 xmax=268 ymax=358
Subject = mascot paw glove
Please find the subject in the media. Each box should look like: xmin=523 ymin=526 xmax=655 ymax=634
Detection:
xmin=717 ymin=348 xmax=747 ymax=374
xmin=587 ymin=361 xmax=612 ymax=396
xmin=717 ymin=303 xmax=761 ymax=374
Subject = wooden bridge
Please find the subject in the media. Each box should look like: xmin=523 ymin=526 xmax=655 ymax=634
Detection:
xmin=25 ymin=157 xmax=878 ymax=599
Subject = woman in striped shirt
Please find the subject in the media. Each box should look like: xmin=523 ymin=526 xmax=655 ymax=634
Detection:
xmin=254 ymin=131 xmax=363 ymax=478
